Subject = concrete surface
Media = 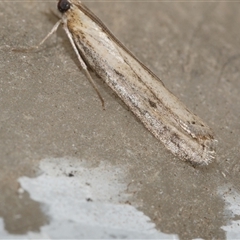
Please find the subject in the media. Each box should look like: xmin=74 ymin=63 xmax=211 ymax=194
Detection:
xmin=0 ymin=1 xmax=240 ymax=239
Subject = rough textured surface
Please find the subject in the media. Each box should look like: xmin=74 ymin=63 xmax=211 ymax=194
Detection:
xmin=0 ymin=1 xmax=240 ymax=239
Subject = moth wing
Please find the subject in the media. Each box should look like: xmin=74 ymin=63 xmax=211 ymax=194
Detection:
xmin=64 ymin=1 xmax=217 ymax=164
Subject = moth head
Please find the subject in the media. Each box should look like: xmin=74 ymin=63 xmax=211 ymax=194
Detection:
xmin=58 ymin=0 xmax=71 ymax=13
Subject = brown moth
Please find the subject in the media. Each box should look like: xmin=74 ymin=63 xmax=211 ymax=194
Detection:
xmin=16 ymin=0 xmax=217 ymax=165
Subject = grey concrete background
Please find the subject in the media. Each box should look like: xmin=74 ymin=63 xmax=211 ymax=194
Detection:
xmin=0 ymin=0 xmax=240 ymax=239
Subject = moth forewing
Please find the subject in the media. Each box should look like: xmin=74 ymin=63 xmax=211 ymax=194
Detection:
xmin=32 ymin=0 xmax=216 ymax=165
xmin=59 ymin=0 xmax=216 ymax=165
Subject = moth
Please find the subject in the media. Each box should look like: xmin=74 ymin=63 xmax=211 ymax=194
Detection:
xmin=16 ymin=0 xmax=217 ymax=165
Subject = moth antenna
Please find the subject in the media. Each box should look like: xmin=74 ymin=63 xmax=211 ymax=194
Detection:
xmin=63 ymin=25 xmax=105 ymax=110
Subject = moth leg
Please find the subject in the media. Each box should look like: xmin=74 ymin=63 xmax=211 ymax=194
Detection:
xmin=63 ymin=25 xmax=105 ymax=110
xmin=12 ymin=19 xmax=62 ymax=52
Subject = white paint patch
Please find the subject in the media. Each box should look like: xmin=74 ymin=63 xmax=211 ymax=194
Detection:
xmin=0 ymin=157 xmax=178 ymax=239
xmin=219 ymin=185 xmax=240 ymax=239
